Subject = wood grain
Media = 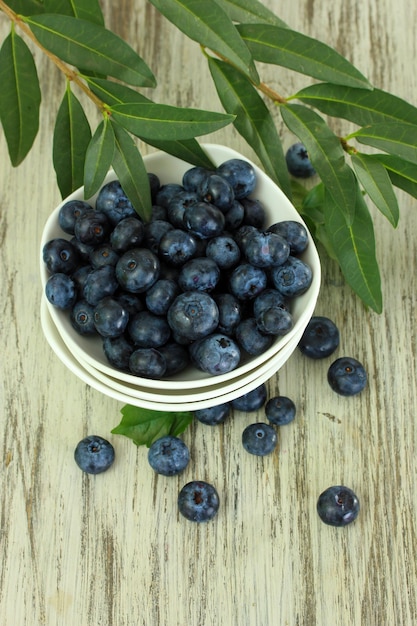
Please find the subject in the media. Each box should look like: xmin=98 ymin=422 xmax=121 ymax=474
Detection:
xmin=1 ymin=1 xmax=416 ymax=624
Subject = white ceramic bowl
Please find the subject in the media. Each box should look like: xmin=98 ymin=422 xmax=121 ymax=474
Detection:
xmin=40 ymin=144 xmax=321 ymax=395
xmin=41 ymin=299 xmax=300 ymax=411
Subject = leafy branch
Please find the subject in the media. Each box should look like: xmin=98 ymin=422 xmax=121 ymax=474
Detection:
xmin=1 ymin=0 xmax=417 ymax=313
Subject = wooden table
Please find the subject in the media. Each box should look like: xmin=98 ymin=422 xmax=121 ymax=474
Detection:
xmin=1 ymin=1 xmax=416 ymax=624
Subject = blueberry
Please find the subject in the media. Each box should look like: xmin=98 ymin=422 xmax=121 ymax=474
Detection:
xmin=127 ymin=310 xmax=171 ymax=348
xmin=183 ymin=201 xmax=225 ymax=239
xmin=158 ymin=229 xmax=197 ymax=266
xmin=74 ymin=209 xmax=111 ymax=246
xmin=216 ymin=158 xmax=256 ymax=199
xmin=110 ymin=216 xmax=145 ymax=253
xmin=116 ymin=248 xmax=160 ymax=293
xmin=71 ymin=264 xmax=93 ymax=292
xmin=145 ymin=279 xmax=179 ymax=316
xmin=327 ymin=356 xmax=367 ymax=396
xmin=70 ymin=237 xmax=94 ymax=263
xmin=205 ymin=235 xmax=241 ymax=270
xmin=298 ymin=316 xmax=340 ymax=359
xmin=129 ymin=348 xmax=167 ymax=378
xmin=194 ymin=402 xmax=231 ymax=425
xmin=89 ymin=243 xmax=119 ymax=269
xmin=265 ymin=396 xmax=296 ymax=425
xmin=167 ymin=190 xmax=199 ymax=227
xmin=58 ymin=199 xmax=92 ymax=234
xmin=144 ymin=219 xmax=174 ymax=254
xmin=147 ymin=172 xmax=161 ymax=202
xmin=182 ymin=166 xmax=210 ymax=192
xmin=229 ymin=263 xmax=267 ymax=300
xmin=235 ymin=318 xmax=274 ymax=356
xmin=223 ymin=199 xmax=244 ymax=230
xmin=198 ymin=173 xmax=235 ymax=211
xmin=189 ymin=333 xmax=241 ymax=375
xmin=155 ymin=183 xmax=184 ymax=209
xmin=242 ymin=422 xmax=278 ymax=456
xmin=167 ymin=291 xmax=219 ymax=341
xmin=96 ymin=180 xmax=137 ymax=225
xmin=286 ymin=142 xmax=316 ymax=178
xmin=243 ymin=230 xmax=290 ymax=268
xmin=212 ymin=292 xmax=242 ymax=336
xmin=317 ymin=485 xmax=360 ymax=526
xmin=271 ymin=256 xmax=313 ymax=298
xmin=45 ymin=273 xmax=77 ymax=309
xmin=148 ymin=436 xmax=190 ymax=476
xmin=231 ymin=383 xmax=267 ymax=412
xmin=178 ymin=257 xmax=220 ymax=292
xmin=267 ymin=220 xmax=309 ymax=255
xmin=43 ymin=238 xmax=80 ymax=274
xmin=74 ymin=435 xmax=115 ymax=474
xmin=116 ymin=293 xmax=144 ymax=316
xmin=103 ymin=334 xmax=134 ymax=370
xmin=255 ymin=306 xmax=293 ymax=336
xmin=253 ymin=288 xmax=289 ymax=318
xmin=178 ymin=480 xmax=220 ymax=522
xmin=70 ymin=299 xmax=96 ymax=335
xmin=93 ymin=297 xmax=129 ymax=338
xmin=157 ymin=342 xmax=190 ymax=376
xmin=240 ymin=197 xmax=266 ymax=228
xmin=83 ymin=265 xmax=119 ymax=306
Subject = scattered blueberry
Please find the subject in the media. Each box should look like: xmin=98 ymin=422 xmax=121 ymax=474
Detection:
xmin=265 ymin=396 xmax=296 ymax=425
xmin=242 ymin=422 xmax=278 ymax=456
xmin=298 ymin=316 xmax=340 ymax=359
xmin=327 ymin=356 xmax=367 ymax=396
xmin=148 ymin=436 xmax=190 ymax=476
xmin=74 ymin=435 xmax=115 ymax=474
xmin=285 ymin=142 xmax=316 ymax=178
xmin=178 ymin=480 xmax=220 ymax=522
xmin=317 ymin=485 xmax=360 ymax=526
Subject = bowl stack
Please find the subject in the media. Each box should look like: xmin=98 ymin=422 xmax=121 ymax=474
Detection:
xmin=40 ymin=144 xmax=321 ymax=411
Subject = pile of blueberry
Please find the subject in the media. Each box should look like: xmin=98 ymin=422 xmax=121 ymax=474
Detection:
xmin=43 ymin=156 xmax=313 ymax=379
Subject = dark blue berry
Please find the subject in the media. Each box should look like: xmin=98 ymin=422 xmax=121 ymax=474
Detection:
xmin=178 ymin=480 xmax=220 ymax=522
xmin=243 ymin=230 xmax=290 ymax=268
xmin=43 ymin=238 xmax=80 ymax=274
xmin=145 ymin=279 xmax=179 ymax=316
xmin=189 ymin=333 xmax=241 ymax=375
xmin=74 ymin=436 xmax=115 ymax=474
xmin=115 ymin=248 xmax=160 ymax=294
xmin=58 ymin=199 xmax=92 ymax=234
xmin=83 ymin=265 xmax=119 ymax=306
xmin=286 ymin=143 xmax=316 ymax=178
xmin=235 ymin=318 xmax=274 ymax=356
xmin=231 ymin=383 xmax=267 ymax=412
xmin=271 ymin=256 xmax=313 ymax=298
xmin=194 ymin=402 xmax=231 ymax=426
xmin=317 ymin=485 xmax=360 ymax=526
xmin=178 ymin=257 xmax=220 ymax=292
xmin=45 ymin=273 xmax=77 ymax=309
xmin=265 ymin=396 xmax=296 ymax=425
xmin=255 ymin=306 xmax=293 ymax=336
xmin=158 ymin=229 xmax=197 ymax=266
xmin=216 ymin=158 xmax=256 ymax=199
xmin=155 ymin=183 xmax=184 ymax=209
xmin=242 ymin=422 xmax=278 ymax=456
xmin=144 ymin=219 xmax=174 ymax=255
xmin=327 ymin=357 xmax=367 ymax=396
xmin=148 ymin=436 xmax=190 ymax=476
xmin=167 ymin=291 xmax=219 ymax=341
xmin=212 ymin=293 xmax=242 ymax=336
xmin=129 ymin=348 xmax=166 ymax=378
xmin=70 ymin=299 xmax=96 ymax=335
xmin=93 ymin=297 xmax=129 ymax=338
xmin=110 ymin=216 xmax=145 ymax=253
xmin=89 ymin=243 xmax=119 ymax=269
xmin=298 ymin=316 xmax=340 ymax=359
xmin=267 ymin=220 xmax=309 ymax=255
xmin=229 ymin=263 xmax=267 ymax=300
xmin=74 ymin=210 xmax=111 ymax=246
xmin=205 ymin=235 xmax=241 ymax=270
xmin=158 ymin=342 xmax=189 ymax=376
xmin=103 ymin=334 xmax=134 ymax=370
xmin=96 ymin=180 xmax=137 ymax=225
xmin=182 ymin=166 xmax=210 ymax=192
xmin=199 ymin=173 xmax=235 ymax=211
xmin=127 ymin=310 xmax=171 ymax=348
xmin=183 ymin=201 xmax=225 ymax=239
xmin=240 ymin=197 xmax=266 ymax=228
xmin=167 ymin=190 xmax=199 ymax=227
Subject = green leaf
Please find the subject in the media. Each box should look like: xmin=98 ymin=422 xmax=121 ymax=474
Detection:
xmin=371 ymin=154 xmax=417 ymax=200
xmin=110 ymin=121 xmax=152 ymax=222
xmin=111 ymin=404 xmax=193 ymax=447
xmin=351 ymin=153 xmax=399 ymax=226
xmin=110 ymin=101 xmax=234 ymax=141
xmin=237 ymin=24 xmax=372 ymax=89
xmin=148 ymin=0 xmax=259 ymax=83
xmin=84 ymin=77 xmax=216 ymax=169
xmin=83 ymin=117 xmax=114 ymax=198
xmin=25 ymin=14 xmax=156 ymax=87
xmin=208 ymin=57 xmax=292 ymax=198
xmin=294 ymin=83 xmax=417 ymax=127
xmin=53 ymin=85 xmax=91 ymax=197
xmin=5 ymin=0 xmax=45 ymax=14
xmin=0 ymin=30 xmax=41 ymax=166
xmin=281 ymin=103 xmax=357 ymax=224
xmin=348 ymin=122 xmax=417 ymax=165
xmin=213 ymin=0 xmax=287 ymax=27
xmin=323 ymin=185 xmax=382 ymax=312
xmin=43 ymin=0 xmax=104 ymax=24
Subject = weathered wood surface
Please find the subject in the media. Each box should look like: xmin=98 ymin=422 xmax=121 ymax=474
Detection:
xmin=1 ymin=1 xmax=416 ymax=624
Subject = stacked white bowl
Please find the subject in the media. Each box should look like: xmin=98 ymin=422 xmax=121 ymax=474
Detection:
xmin=40 ymin=145 xmax=321 ymax=411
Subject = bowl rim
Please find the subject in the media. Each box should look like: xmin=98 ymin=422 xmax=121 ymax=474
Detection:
xmin=40 ymin=143 xmax=321 ymax=389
